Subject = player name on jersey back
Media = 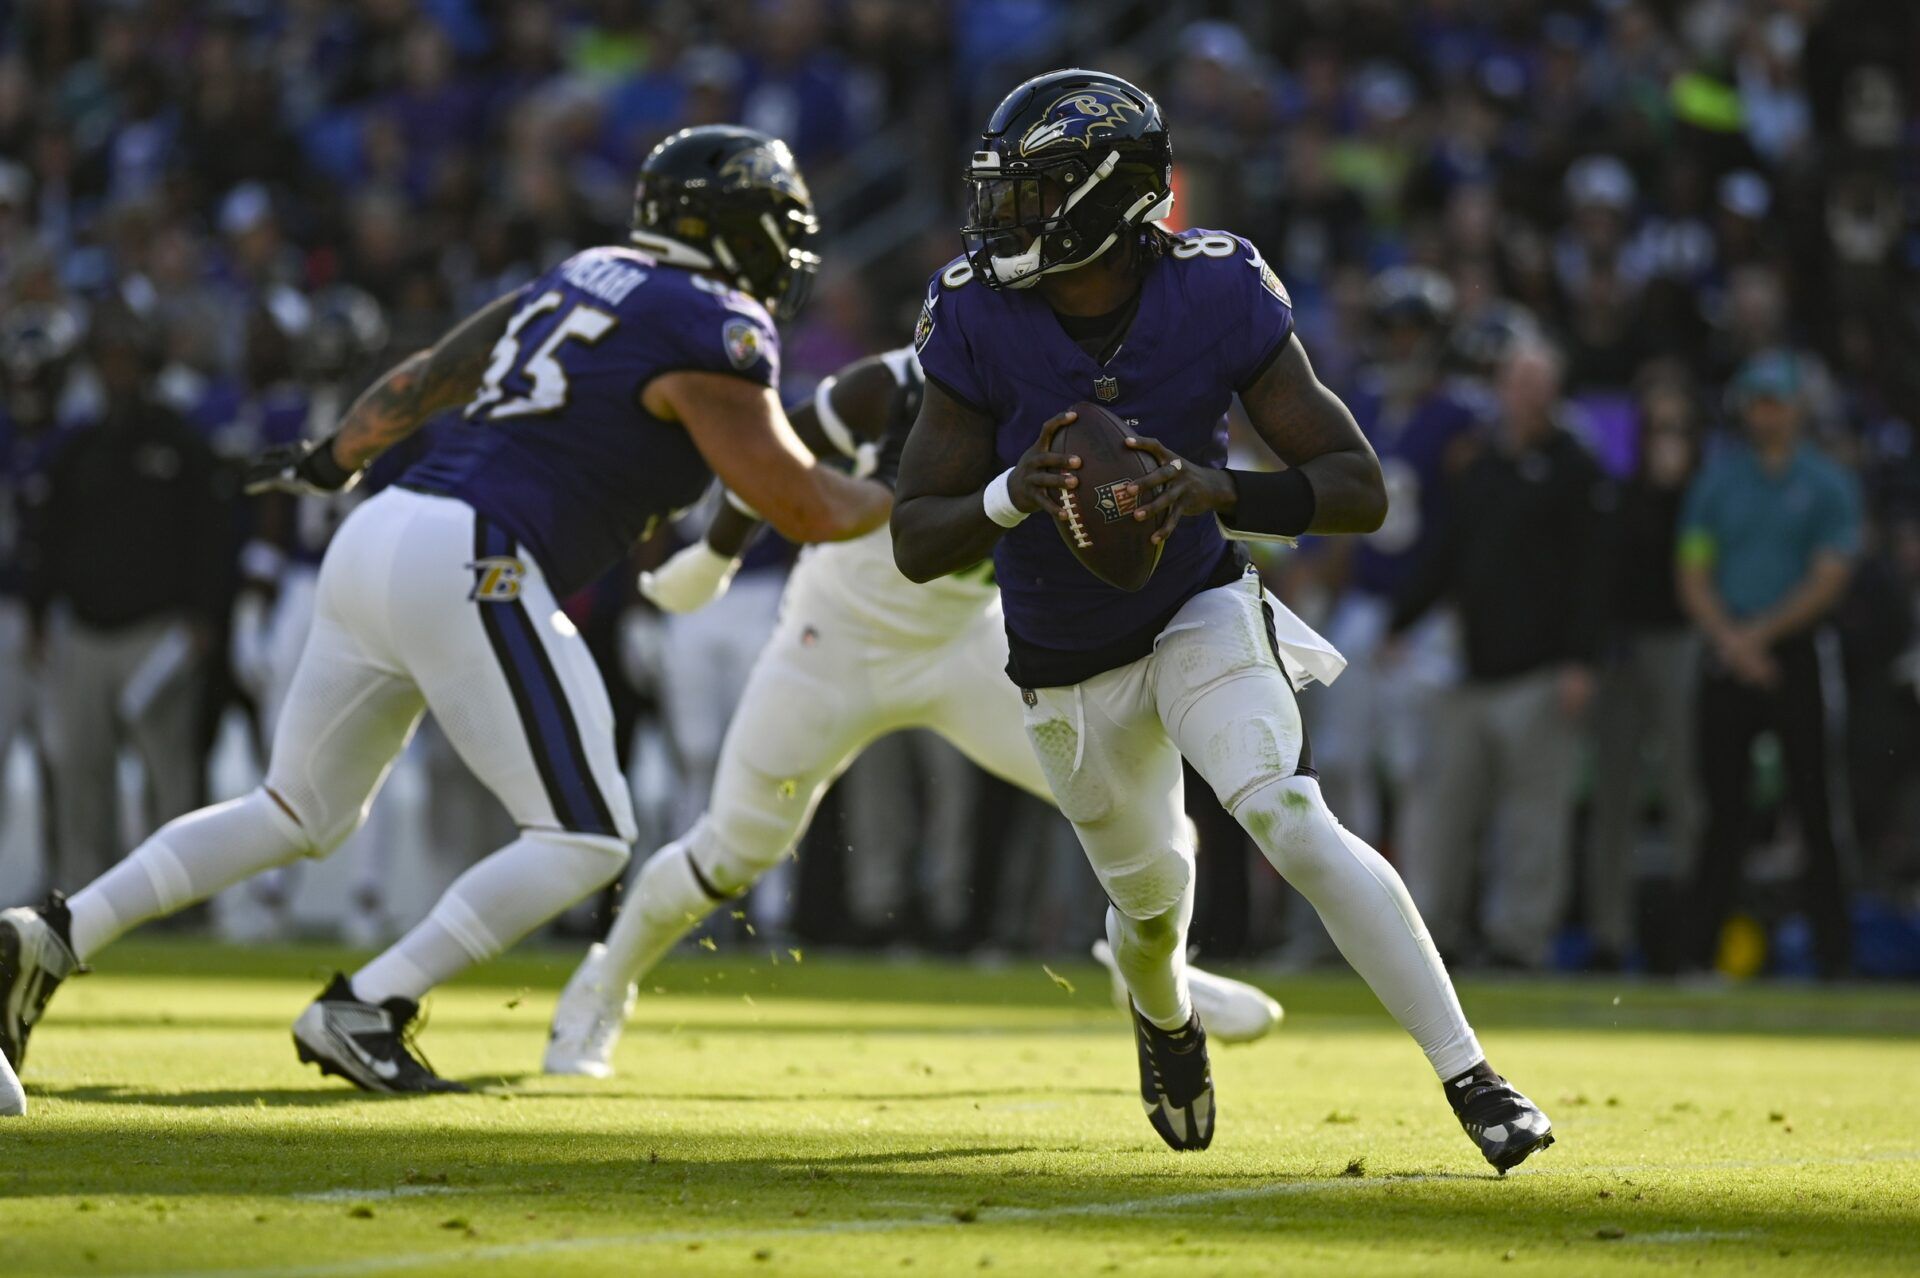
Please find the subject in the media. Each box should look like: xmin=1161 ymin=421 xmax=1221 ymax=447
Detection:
xmin=559 ymin=253 xmax=649 ymax=308
xmin=400 ymin=248 xmax=781 ymax=599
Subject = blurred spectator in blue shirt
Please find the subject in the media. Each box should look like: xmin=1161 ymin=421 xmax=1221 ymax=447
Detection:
xmin=1678 ymin=351 xmax=1865 ymax=978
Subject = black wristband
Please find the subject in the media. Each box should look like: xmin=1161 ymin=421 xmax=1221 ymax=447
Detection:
xmin=1222 ymin=467 xmax=1316 ymax=538
xmin=300 ymin=435 xmax=357 ymax=490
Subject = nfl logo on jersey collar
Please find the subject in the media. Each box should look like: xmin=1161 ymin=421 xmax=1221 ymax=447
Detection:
xmin=1094 ymin=375 xmax=1119 ymax=402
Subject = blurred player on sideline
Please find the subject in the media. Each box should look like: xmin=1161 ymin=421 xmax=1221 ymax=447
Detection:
xmin=544 ymin=346 xmax=1284 ymax=1078
xmin=891 ymin=69 xmax=1551 ymax=1169
xmin=0 ymin=126 xmax=893 ymax=1095
xmin=1308 ymin=268 xmax=1486 ymax=850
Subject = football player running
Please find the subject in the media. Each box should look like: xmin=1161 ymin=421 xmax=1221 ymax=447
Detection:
xmin=544 ymin=345 xmax=1284 ymax=1078
xmin=0 ymin=126 xmax=892 ymax=1096
xmin=891 ymin=70 xmax=1552 ymax=1170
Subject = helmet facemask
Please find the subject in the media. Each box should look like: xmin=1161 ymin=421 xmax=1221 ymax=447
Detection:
xmin=712 ymin=204 xmax=821 ymax=321
xmin=628 ymin=129 xmax=822 ymax=320
xmin=961 ymin=148 xmax=1171 ymax=290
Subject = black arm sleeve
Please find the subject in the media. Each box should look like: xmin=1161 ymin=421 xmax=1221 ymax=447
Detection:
xmin=1221 ymin=467 xmax=1317 ymax=538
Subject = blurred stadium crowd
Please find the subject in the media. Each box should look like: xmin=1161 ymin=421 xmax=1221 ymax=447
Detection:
xmin=1 ymin=0 xmax=1917 ymax=979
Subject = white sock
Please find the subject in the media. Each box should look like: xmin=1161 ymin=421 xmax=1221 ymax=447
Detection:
xmin=69 ymin=790 xmax=309 ymax=962
xmin=350 ymin=831 xmax=628 ymax=1005
xmin=1241 ymin=774 xmax=1483 ymax=1078
xmin=598 ymin=837 xmax=730 ymax=990
xmin=1105 ymin=897 xmax=1194 ymax=1031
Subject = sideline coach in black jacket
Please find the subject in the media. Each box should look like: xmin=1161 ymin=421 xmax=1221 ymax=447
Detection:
xmin=26 ymin=313 xmax=224 ymax=887
xmin=1388 ymin=339 xmax=1614 ymax=966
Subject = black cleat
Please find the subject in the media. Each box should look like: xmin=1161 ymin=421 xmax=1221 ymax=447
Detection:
xmin=1445 ymin=1061 xmax=1554 ymax=1173
xmin=0 ymin=893 xmax=84 ymax=1070
xmin=291 ymin=974 xmax=468 ymax=1094
xmin=1131 ymin=1002 xmax=1215 ymax=1151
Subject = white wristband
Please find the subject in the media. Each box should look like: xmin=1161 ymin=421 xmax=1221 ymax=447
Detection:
xmin=982 ymin=468 xmax=1028 ymax=528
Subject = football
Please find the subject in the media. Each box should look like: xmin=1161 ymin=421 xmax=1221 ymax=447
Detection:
xmin=1052 ymin=400 xmax=1164 ymax=592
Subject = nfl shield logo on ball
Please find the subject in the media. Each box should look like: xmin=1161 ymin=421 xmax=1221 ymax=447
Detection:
xmin=1092 ymin=478 xmax=1137 ymax=523
xmin=1093 ymin=375 xmax=1119 ymax=402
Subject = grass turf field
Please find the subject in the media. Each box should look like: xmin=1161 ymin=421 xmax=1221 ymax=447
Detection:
xmin=1 ymin=941 xmax=1917 ymax=1277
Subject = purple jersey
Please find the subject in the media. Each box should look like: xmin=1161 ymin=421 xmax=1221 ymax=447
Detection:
xmin=403 ymin=247 xmax=779 ymax=598
xmin=1345 ymin=375 xmax=1486 ymax=598
xmin=914 ymin=228 xmax=1293 ymax=659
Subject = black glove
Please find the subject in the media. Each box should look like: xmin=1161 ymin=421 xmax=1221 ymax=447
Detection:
xmin=242 ymin=435 xmax=360 ymax=497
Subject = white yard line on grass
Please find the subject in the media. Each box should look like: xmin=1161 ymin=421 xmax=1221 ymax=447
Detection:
xmin=288 ymin=1187 xmax=471 ymax=1204
xmin=135 ymin=1150 xmax=1920 ymax=1278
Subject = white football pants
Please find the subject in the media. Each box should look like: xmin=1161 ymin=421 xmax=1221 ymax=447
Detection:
xmin=65 ymin=488 xmax=634 ymax=974
xmin=266 ymin=488 xmax=635 ymax=849
xmin=1021 ymin=568 xmax=1484 ymax=1078
xmin=670 ymin=558 xmax=1050 ymax=899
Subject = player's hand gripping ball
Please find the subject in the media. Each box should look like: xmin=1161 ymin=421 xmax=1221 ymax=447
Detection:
xmin=1022 ymin=402 xmax=1167 ymax=592
xmin=1118 ymin=431 xmax=1238 ymax=546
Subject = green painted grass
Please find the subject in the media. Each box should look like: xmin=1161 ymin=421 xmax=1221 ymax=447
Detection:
xmin=2 ymin=940 xmax=1918 ymax=1276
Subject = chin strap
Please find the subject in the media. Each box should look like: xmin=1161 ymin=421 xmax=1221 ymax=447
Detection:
xmin=629 ymin=228 xmax=713 ymax=269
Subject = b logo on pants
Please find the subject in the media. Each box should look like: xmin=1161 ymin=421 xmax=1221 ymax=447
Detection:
xmin=467 ymin=556 xmax=527 ymax=603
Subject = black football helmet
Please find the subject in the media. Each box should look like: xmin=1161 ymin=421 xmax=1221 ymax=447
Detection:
xmin=961 ymin=68 xmax=1174 ymax=290
xmin=630 ymin=125 xmax=822 ymax=320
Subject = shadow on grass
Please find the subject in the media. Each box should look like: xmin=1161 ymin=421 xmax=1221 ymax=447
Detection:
xmin=68 ymin=939 xmax=1920 ymax=1041
xmin=29 ymin=1083 xmax=380 ymax=1108
xmin=1 ymin=1123 xmax=1913 ymax=1271
xmin=29 ymin=1081 xmax=1118 ymax=1108
xmin=44 ymin=1014 xmax=1122 ymax=1038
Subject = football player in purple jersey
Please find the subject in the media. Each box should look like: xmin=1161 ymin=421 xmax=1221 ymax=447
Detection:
xmin=0 ymin=126 xmax=895 ymax=1095
xmin=893 ymin=69 xmax=1552 ymax=1170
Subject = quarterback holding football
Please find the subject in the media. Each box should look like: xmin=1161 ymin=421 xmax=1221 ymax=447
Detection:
xmin=892 ymin=69 xmax=1553 ymax=1170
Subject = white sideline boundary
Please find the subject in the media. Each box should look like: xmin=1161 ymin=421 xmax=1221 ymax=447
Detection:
xmin=125 ymin=1150 xmax=1920 ymax=1278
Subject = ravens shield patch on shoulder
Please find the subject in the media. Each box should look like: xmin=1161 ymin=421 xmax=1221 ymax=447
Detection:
xmin=1257 ymin=260 xmax=1291 ymax=306
xmin=913 ymin=299 xmax=936 ymax=353
xmin=723 ymin=318 xmax=765 ymax=369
